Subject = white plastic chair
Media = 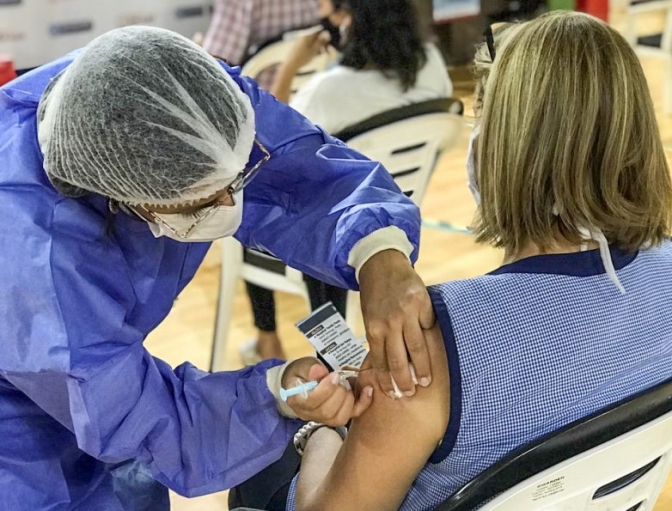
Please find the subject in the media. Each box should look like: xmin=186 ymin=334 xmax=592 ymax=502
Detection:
xmin=241 ymin=29 xmax=338 ymax=96
xmin=210 ymin=98 xmax=465 ymax=371
xmin=437 ymin=378 xmax=672 ymax=511
xmin=338 ymin=98 xmax=465 ymax=206
xmin=625 ymin=0 xmax=672 ymax=113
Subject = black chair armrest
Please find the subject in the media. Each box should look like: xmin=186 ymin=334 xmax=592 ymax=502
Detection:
xmin=334 ymin=98 xmax=464 ymax=142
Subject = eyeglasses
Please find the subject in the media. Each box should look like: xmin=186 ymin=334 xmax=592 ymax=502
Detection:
xmin=138 ymin=139 xmax=271 ymax=239
xmin=227 ymin=139 xmax=270 ymax=196
xmin=484 ymin=25 xmax=496 ymax=62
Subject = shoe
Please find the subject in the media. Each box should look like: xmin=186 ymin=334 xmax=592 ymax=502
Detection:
xmin=239 ymin=339 xmax=262 ymax=366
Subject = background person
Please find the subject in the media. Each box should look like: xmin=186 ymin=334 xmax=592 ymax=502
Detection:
xmin=273 ymin=0 xmax=453 ymax=132
xmin=202 ymin=0 xmax=320 ymax=90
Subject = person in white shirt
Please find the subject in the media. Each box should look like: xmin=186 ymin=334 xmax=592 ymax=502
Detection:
xmin=273 ymin=0 xmax=453 ymax=133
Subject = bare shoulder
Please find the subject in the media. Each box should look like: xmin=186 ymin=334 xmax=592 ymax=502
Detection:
xmin=352 ymin=323 xmax=450 ymax=450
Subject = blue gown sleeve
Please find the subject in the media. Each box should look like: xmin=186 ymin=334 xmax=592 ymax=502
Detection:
xmin=0 ymin=202 xmax=301 ymax=496
xmin=229 ymin=68 xmax=422 ymax=290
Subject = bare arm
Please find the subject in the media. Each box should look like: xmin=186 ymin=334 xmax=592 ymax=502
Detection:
xmin=271 ymin=30 xmax=331 ymax=104
xmin=296 ymin=323 xmax=450 ymax=511
xmin=271 ymin=62 xmax=300 ymax=104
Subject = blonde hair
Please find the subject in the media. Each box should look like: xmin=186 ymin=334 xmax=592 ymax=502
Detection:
xmin=473 ymin=12 xmax=672 ymax=255
xmin=472 ymin=23 xmax=519 ymax=114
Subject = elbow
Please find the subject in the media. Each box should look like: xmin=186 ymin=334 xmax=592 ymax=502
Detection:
xmin=296 ymin=488 xmax=331 ymax=511
xmin=295 ymin=496 xmax=318 ymax=511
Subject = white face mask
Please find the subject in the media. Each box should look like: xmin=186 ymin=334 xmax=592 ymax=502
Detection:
xmin=147 ymin=191 xmax=244 ymax=242
xmin=466 ymin=125 xmax=481 ymax=205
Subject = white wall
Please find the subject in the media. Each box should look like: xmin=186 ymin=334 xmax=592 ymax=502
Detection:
xmin=0 ymin=0 xmax=213 ymax=69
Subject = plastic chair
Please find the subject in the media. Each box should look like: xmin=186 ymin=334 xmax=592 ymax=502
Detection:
xmin=625 ymin=0 xmax=672 ymax=113
xmin=241 ymin=28 xmax=338 ymax=97
xmin=437 ymin=377 xmax=672 ymax=510
xmin=337 ymin=97 xmax=464 ymax=206
xmin=209 ymin=98 xmax=465 ymax=372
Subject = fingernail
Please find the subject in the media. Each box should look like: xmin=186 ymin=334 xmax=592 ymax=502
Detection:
xmin=387 ymin=391 xmax=397 ymax=399
xmin=404 ymin=390 xmax=415 ymax=397
xmin=366 ymin=387 xmax=373 ymax=397
xmin=331 ymin=373 xmax=340 ymax=385
xmin=420 ymin=377 xmax=431 ymax=387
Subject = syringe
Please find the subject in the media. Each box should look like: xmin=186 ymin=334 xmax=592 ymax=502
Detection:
xmin=279 ymin=370 xmax=360 ymax=402
xmin=279 ymin=380 xmax=319 ymax=401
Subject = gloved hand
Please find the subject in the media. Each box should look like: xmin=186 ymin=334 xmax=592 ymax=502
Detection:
xmin=282 ymin=358 xmax=373 ymax=427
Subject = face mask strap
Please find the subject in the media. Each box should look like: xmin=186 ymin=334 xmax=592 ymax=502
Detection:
xmin=578 ymin=226 xmax=626 ymax=294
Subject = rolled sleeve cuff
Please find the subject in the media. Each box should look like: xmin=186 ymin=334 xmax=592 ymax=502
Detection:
xmin=266 ymin=362 xmax=299 ymax=419
xmin=347 ymin=226 xmax=414 ymax=283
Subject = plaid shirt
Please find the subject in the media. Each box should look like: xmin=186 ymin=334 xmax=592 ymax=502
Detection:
xmin=203 ymin=0 xmax=319 ymax=89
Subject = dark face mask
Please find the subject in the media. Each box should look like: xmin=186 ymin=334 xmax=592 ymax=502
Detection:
xmin=320 ymin=17 xmax=342 ymax=50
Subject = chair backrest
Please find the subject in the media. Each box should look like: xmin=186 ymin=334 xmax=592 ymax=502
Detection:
xmin=241 ymin=29 xmax=338 ymax=95
xmin=437 ymin=377 xmax=672 ymax=511
xmin=335 ymin=98 xmax=464 ymax=206
xmin=626 ymin=0 xmax=672 ymax=54
xmin=224 ymin=237 xmax=308 ymax=298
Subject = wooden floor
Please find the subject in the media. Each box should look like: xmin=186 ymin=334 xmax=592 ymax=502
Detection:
xmin=145 ymin=9 xmax=672 ymax=511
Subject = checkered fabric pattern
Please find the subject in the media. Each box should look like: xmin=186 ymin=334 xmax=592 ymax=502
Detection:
xmin=286 ymin=241 xmax=672 ymax=510
xmin=203 ymin=0 xmax=319 ymax=90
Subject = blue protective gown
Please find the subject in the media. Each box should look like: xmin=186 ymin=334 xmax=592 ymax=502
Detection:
xmin=0 ymin=53 xmax=421 ymax=510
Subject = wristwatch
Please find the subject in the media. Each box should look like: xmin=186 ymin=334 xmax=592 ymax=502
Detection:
xmin=293 ymin=421 xmax=347 ymax=456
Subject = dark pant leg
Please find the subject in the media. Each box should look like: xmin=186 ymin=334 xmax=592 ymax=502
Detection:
xmin=304 ymin=275 xmax=348 ymax=318
xmin=325 ymin=283 xmax=348 ymax=319
xmin=228 ymin=441 xmax=301 ymax=511
xmin=245 ymin=281 xmax=276 ymax=332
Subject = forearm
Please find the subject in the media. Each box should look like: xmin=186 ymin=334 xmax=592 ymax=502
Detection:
xmin=236 ymin=142 xmax=421 ymax=289
xmin=271 ymin=62 xmax=299 ymax=104
xmin=8 ymin=351 xmax=300 ymax=497
xmin=147 ymin=357 xmax=301 ymax=495
xmin=351 ymin=235 xmax=414 ymax=284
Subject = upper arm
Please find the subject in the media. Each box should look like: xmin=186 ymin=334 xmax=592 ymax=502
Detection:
xmin=297 ymin=323 xmax=450 ymax=511
xmin=228 ymin=71 xmax=422 ymax=289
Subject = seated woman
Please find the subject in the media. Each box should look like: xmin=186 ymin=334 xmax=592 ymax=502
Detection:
xmin=273 ymin=0 xmax=453 ymax=132
xmin=231 ymin=11 xmax=672 ymax=510
xmin=243 ymin=0 xmax=453 ymax=363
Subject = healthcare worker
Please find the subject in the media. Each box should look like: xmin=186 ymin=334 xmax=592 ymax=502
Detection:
xmin=0 ymin=26 xmax=434 ymax=510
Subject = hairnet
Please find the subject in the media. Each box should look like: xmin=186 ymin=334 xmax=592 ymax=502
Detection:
xmin=37 ymin=26 xmax=256 ymax=206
